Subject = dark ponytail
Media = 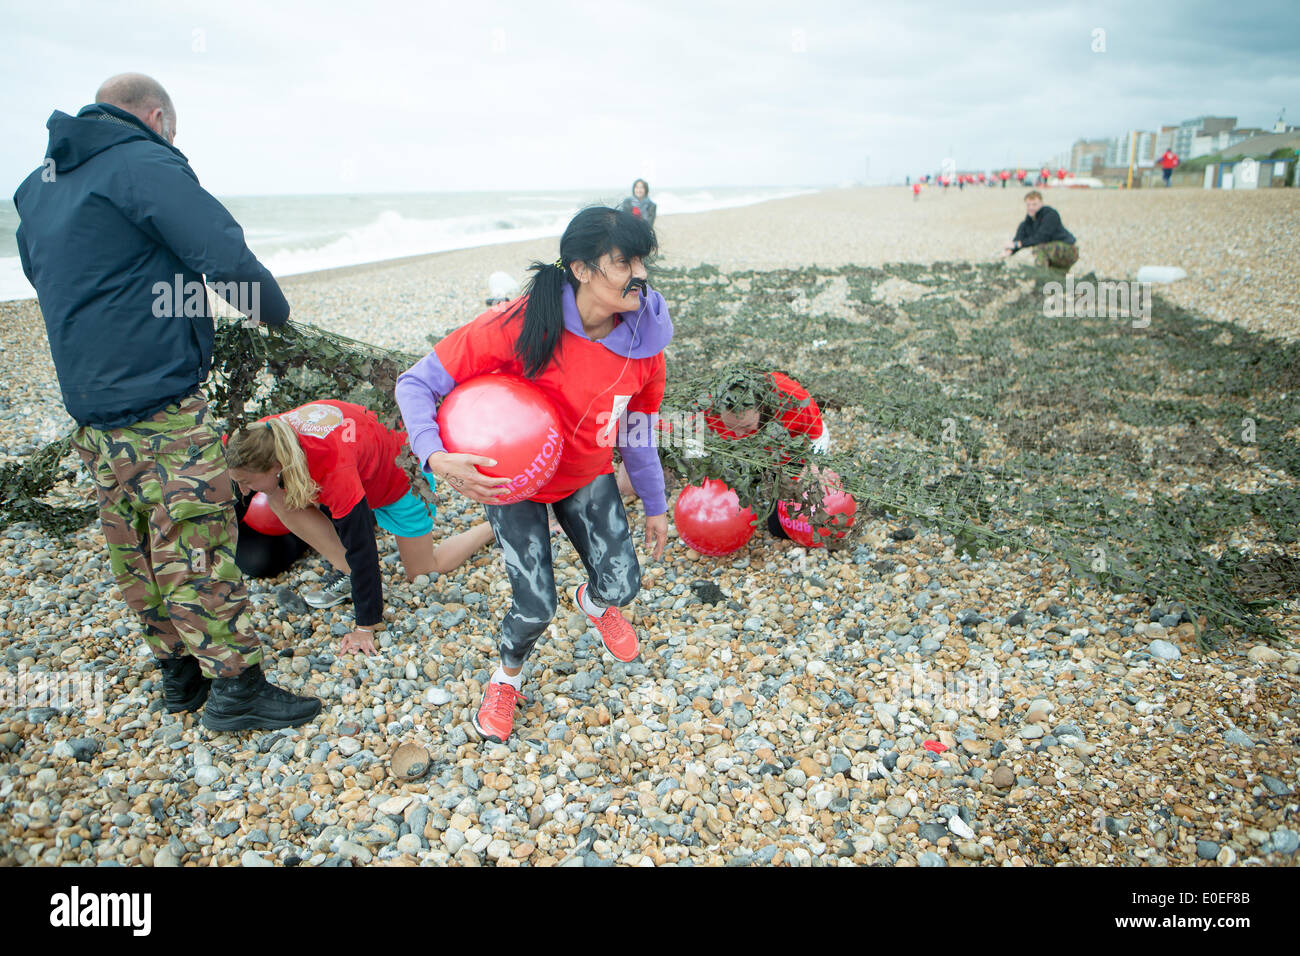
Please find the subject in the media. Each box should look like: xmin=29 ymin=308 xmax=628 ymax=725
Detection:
xmin=510 ymin=205 xmax=657 ymax=378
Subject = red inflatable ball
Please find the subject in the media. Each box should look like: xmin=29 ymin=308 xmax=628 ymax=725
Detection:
xmin=673 ymin=478 xmax=757 ymax=556
xmin=244 ymin=492 xmax=290 ymax=536
xmin=777 ymin=473 xmax=858 ymax=548
xmin=437 ymin=373 xmax=564 ymax=505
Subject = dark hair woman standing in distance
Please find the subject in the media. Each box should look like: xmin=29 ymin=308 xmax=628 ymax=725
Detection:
xmin=619 ymin=178 xmax=656 ymax=227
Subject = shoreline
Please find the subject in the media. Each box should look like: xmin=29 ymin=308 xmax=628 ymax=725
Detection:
xmin=0 ymin=187 xmax=826 ymax=304
xmin=272 ymin=189 xmax=838 ymax=288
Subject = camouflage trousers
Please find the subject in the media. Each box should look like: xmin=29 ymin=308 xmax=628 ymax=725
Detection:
xmin=1033 ymin=240 xmax=1079 ymax=273
xmin=71 ymin=392 xmax=262 ymax=678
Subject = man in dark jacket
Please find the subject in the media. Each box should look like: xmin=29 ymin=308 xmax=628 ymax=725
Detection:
xmin=13 ymin=73 xmax=319 ymax=731
xmin=1001 ymin=190 xmax=1079 ymax=275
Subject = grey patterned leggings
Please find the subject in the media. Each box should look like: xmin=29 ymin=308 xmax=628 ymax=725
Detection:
xmin=485 ymin=472 xmax=641 ymax=668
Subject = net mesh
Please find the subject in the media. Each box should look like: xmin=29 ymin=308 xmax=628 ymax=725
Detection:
xmin=3 ymin=261 xmax=1298 ymax=646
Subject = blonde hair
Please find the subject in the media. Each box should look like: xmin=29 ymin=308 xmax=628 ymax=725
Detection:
xmin=225 ymin=417 xmax=320 ymax=510
xmin=1024 ymin=190 xmax=1043 ymax=201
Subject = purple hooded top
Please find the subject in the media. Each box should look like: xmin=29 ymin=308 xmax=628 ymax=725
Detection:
xmin=395 ymin=284 xmax=674 ymax=514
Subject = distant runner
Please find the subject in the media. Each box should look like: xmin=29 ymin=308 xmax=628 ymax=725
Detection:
xmin=1159 ymin=149 xmax=1180 ymax=187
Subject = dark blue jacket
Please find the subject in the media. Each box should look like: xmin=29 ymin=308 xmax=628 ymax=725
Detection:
xmin=1013 ymin=205 xmax=1076 ymax=249
xmin=13 ymin=103 xmax=289 ymax=428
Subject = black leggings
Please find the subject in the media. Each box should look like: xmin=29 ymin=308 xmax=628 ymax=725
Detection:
xmin=485 ymin=472 xmax=641 ymax=669
xmin=235 ymin=521 xmax=311 ymax=578
xmin=232 ymin=492 xmax=311 ymax=579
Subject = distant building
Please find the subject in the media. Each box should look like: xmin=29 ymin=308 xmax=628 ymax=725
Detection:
xmin=1174 ymin=116 xmax=1237 ymax=158
xmin=1053 ymin=115 xmax=1296 ymax=189
xmin=1069 ymin=138 xmax=1109 ymax=175
xmin=1193 ymin=127 xmax=1266 ymax=157
xmin=1105 ymin=130 xmax=1156 ymax=168
xmin=1218 ymin=129 xmax=1300 ymax=160
xmin=1153 ymin=125 xmax=1178 ymax=157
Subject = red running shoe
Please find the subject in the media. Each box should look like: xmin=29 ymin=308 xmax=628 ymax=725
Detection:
xmin=473 ymin=681 xmax=527 ymax=743
xmin=575 ymin=584 xmax=640 ymax=662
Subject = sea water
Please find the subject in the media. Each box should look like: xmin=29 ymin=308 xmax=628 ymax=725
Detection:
xmin=0 ymin=185 xmax=816 ymax=301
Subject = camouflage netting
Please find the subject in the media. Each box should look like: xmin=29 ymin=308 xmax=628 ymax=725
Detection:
xmin=3 ymin=261 xmax=1299 ymax=646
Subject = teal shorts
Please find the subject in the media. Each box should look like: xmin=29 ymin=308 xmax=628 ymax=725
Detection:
xmin=372 ymin=472 xmax=437 ymax=538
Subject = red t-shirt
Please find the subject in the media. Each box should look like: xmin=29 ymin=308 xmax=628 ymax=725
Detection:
xmin=703 ymin=372 xmax=824 ymax=441
xmin=433 ymin=305 xmax=666 ymax=503
xmin=258 ymin=400 xmax=410 ymax=519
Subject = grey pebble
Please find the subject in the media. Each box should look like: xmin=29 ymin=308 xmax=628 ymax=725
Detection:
xmin=1261 ymin=775 xmax=1291 ymax=796
xmin=1148 ymin=640 xmax=1181 ymax=661
xmin=918 ymin=823 xmax=946 ymax=843
xmin=1270 ymin=829 xmax=1298 ymax=855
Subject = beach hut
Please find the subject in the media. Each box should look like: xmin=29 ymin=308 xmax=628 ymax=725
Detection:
xmin=1203 ymin=156 xmax=1296 ymax=189
xmin=1200 ymin=130 xmax=1300 ymax=188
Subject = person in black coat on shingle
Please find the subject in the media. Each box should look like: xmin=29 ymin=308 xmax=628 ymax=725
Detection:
xmin=1001 ymin=190 xmax=1079 ymax=275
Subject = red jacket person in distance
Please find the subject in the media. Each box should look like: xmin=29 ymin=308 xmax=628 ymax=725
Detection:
xmin=395 ymin=206 xmax=672 ymax=743
xmin=1159 ymin=149 xmax=1180 ymax=186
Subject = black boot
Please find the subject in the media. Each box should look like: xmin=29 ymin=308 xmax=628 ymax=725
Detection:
xmin=157 ymin=655 xmax=211 ymax=713
xmin=201 ymin=663 xmax=322 ymax=732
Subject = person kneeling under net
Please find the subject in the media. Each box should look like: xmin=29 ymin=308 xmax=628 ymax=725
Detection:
xmin=618 ymin=368 xmax=830 ymax=538
xmin=224 ymin=400 xmax=495 ymax=654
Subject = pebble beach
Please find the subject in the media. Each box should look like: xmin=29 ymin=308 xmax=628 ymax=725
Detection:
xmin=1 ymin=185 xmax=1297 ymax=868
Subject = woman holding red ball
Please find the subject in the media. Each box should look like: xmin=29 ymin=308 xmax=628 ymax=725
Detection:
xmin=395 ymin=206 xmax=672 ymax=743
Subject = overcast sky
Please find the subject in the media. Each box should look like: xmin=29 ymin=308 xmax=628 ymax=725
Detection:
xmin=2 ymin=0 xmax=1296 ymax=195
